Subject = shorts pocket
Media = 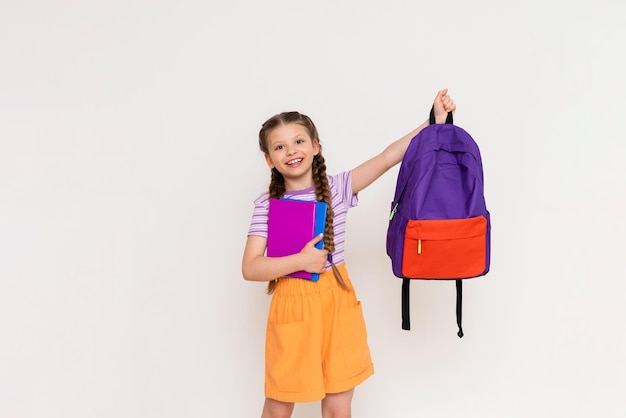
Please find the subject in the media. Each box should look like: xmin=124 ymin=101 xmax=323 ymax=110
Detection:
xmin=402 ymin=215 xmax=487 ymax=279
xmin=266 ymin=320 xmax=316 ymax=393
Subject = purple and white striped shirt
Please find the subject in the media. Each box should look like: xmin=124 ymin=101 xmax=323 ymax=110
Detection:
xmin=247 ymin=171 xmax=358 ymax=269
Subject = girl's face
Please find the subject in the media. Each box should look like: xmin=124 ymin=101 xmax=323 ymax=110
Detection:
xmin=264 ymin=122 xmax=320 ymax=190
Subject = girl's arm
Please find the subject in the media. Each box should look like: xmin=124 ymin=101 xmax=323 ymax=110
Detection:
xmin=351 ymin=89 xmax=456 ymax=194
xmin=242 ymin=234 xmax=328 ymax=282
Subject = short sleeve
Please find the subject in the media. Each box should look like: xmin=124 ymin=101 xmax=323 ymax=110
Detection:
xmin=330 ymin=171 xmax=358 ymax=208
xmin=247 ymin=192 xmax=270 ymax=238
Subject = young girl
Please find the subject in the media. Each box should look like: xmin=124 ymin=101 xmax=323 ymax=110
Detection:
xmin=242 ymin=90 xmax=456 ymax=418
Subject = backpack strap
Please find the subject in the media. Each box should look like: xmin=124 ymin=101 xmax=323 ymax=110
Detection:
xmin=402 ymin=278 xmax=411 ymax=330
xmin=456 ymin=280 xmax=464 ymax=338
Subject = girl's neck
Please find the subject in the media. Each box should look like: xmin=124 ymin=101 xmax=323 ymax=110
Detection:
xmin=283 ymin=178 xmax=314 ymax=192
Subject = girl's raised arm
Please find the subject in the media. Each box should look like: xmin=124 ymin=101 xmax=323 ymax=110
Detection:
xmin=351 ymin=89 xmax=455 ymax=194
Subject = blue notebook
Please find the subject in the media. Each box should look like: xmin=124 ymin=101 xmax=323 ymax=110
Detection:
xmin=266 ymin=198 xmax=327 ymax=281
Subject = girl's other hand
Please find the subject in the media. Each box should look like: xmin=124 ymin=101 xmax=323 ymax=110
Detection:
xmin=299 ymin=233 xmax=328 ymax=274
xmin=433 ymin=89 xmax=456 ymax=124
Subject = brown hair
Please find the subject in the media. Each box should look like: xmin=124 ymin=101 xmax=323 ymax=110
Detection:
xmin=259 ymin=111 xmax=349 ymax=294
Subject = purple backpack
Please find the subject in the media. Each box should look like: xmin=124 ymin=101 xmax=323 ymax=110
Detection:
xmin=386 ymin=112 xmax=490 ymax=337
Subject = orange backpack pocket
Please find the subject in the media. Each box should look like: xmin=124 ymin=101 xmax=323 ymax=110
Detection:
xmin=402 ymin=215 xmax=487 ymax=279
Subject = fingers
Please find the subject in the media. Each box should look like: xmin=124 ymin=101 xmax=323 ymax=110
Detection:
xmin=443 ymin=96 xmax=456 ymax=113
xmin=308 ymin=233 xmax=324 ymax=247
xmin=436 ymin=88 xmax=448 ymax=99
xmin=301 ymin=233 xmax=329 ymax=273
xmin=436 ymin=88 xmax=456 ymax=113
xmin=307 ymin=233 xmax=329 ymax=258
xmin=434 ymin=89 xmax=448 ymax=105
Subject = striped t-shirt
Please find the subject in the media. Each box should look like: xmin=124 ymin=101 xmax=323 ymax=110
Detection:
xmin=247 ymin=171 xmax=358 ymax=270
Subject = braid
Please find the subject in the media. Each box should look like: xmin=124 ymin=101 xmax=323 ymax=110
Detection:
xmin=312 ymin=154 xmax=334 ymax=251
xmin=312 ymin=153 xmax=350 ymax=290
xmin=269 ymin=168 xmax=286 ymax=199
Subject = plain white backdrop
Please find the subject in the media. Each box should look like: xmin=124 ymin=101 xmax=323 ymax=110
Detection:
xmin=1 ymin=1 xmax=625 ymax=417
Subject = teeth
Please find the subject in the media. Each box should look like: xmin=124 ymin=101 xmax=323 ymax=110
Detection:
xmin=287 ymin=158 xmax=302 ymax=165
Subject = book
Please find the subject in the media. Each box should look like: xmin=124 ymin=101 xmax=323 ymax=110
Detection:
xmin=266 ymin=198 xmax=327 ymax=281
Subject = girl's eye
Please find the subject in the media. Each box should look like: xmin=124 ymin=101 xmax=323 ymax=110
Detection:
xmin=296 ymin=139 xmax=304 ymax=144
xmin=274 ymin=145 xmax=284 ymax=151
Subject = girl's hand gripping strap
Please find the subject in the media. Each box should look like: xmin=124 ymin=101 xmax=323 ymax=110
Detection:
xmin=429 ymin=105 xmax=454 ymax=125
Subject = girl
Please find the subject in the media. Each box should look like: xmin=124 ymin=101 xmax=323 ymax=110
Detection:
xmin=242 ymin=89 xmax=456 ymax=418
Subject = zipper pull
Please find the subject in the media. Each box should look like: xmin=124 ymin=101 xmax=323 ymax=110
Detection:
xmin=389 ymin=202 xmax=399 ymax=220
xmin=417 ymin=239 xmax=422 ymax=254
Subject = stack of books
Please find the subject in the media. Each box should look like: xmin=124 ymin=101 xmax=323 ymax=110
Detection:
xmin=266 ymin=198 xmax=327 ymax=281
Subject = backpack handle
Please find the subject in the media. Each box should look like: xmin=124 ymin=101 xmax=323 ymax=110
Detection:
xmin=429 ymin=105 xmax=454 ymax=125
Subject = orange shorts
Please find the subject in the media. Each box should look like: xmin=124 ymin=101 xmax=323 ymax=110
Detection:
xmin=264 ymin=263 xmax=374 ymax=403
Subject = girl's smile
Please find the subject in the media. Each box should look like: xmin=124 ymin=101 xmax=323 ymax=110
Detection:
xmin=264 ymin=123 xmax=320 ymax=189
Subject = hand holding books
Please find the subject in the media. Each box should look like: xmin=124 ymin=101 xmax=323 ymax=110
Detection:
xmin=297 ymin=233 xmax=328 ymax=275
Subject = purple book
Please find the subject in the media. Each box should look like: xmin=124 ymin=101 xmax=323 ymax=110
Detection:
xmin=267 ymin=198 xmax=327 ymax=281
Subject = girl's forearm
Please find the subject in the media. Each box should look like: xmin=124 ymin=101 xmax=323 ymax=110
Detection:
xmin=242 ymin=253 xmax=304 ymax=282
xmin=351 ymin=119 xmax=430 ymax=194
xmin=382 ymin=119 xmax=429 ymax=167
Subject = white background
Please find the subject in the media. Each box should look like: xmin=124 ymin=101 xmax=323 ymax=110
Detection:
xmin=1 ymin=1 xmax=625 ymax=417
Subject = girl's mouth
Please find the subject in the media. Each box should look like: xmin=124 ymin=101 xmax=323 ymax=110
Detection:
xmin=287 ymin=158 xmax=303 ymax=166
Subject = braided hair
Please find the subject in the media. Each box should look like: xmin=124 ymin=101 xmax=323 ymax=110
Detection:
xmin=258 ymin=112 xmax=349 ymax=294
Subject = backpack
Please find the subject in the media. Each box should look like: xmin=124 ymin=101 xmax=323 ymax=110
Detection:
xmin=386 ymin=110 xmax=490 ymax=338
